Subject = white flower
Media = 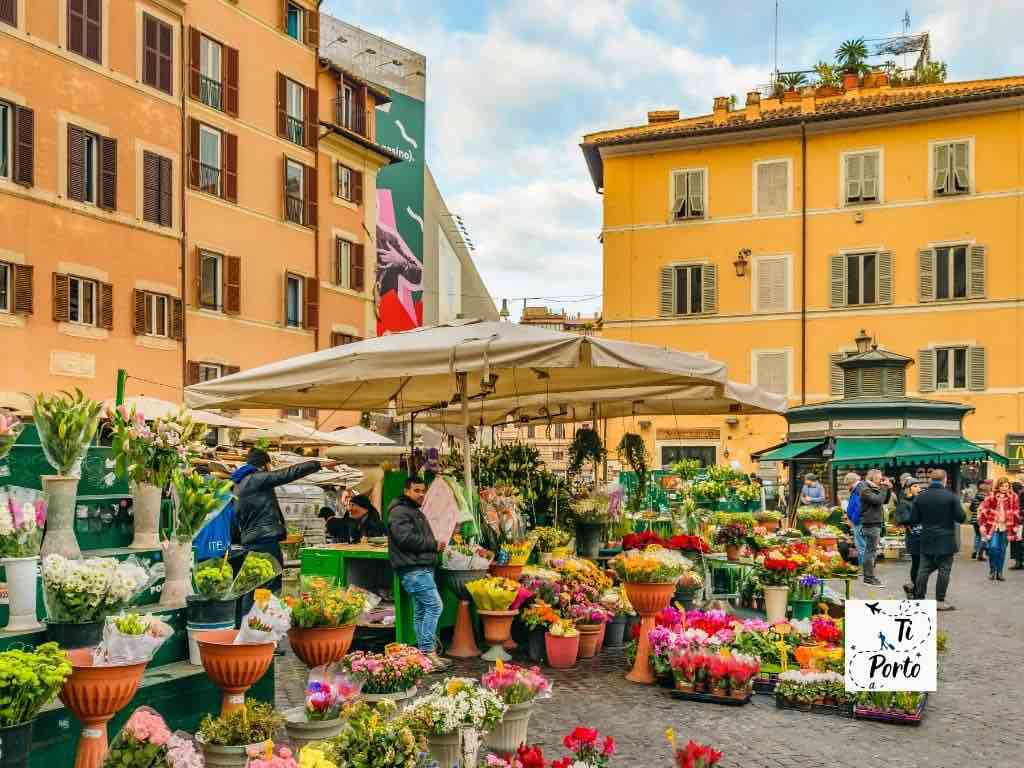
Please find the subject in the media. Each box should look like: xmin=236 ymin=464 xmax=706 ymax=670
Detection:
xmin=103 ymin=472 xmax=117 ymax=487
xmin=105 ymin=458 xmax=116 ymax=469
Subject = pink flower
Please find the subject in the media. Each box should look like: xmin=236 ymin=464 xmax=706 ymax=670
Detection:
xmin=124 ymin=709 xmax=170 ymax=746
xmin=35 ymin=499 xmax=47 ymax=527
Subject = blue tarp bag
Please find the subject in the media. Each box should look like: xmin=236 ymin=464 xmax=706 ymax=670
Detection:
xmin=193 ymin=495 xmax=234 ymax=561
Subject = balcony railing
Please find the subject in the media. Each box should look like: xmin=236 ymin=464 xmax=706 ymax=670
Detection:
xmin=334 ymin=99 xmax=368 ymax=138
xmin=199 ymin=75 xmax=222 ymax=110
xmin=286 ymin=194 xmax=304 ymax=225
xmin=199 ymin=164 xmax=221 ymax=197
xmin=285 ymin=114 xmax=305 ymax=146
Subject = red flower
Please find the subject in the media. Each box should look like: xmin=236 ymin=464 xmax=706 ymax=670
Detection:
xmin=552 ymin=758 xmax=571 ymax=768
xmin=564 ymin=726 xmax=599 ymax=749
xmin=629 ymin=623 xmax=641 ymax=639
xmin=516 ymin=744 xmax=546 ymax=768
xmin=601 ymin=736 xmax=616 ymax=757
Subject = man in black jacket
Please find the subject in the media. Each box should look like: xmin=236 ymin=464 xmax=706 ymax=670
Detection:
xmin=910 ymin=469 xmax=965 ymax=611
xmin=387 ymin=476 xmax=450 ymax=670
xmin=858 ymin=469 xmax=893 ymax=587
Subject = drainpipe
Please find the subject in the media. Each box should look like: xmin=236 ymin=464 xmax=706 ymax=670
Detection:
xmin=800 ymin=120 xmax=807 ymax=405
xmin=179 ymin=16 xmax=188 ymax=394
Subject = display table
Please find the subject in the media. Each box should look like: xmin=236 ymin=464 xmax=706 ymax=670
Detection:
xmin=703 ymin=554 xmax=758 ymax=602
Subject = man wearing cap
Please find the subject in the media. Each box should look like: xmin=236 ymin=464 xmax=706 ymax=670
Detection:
xmin=800 ymin=473 xmax=827 ymax=507
xmin=319 ymin=494 xmax=386 ymax=544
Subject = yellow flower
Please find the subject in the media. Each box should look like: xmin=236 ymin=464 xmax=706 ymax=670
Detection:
xmin=665 ymin=728 xmax=676 ymax=748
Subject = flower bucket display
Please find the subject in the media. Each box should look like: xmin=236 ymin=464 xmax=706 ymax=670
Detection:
xmin=544 ymin=621 xmax=579 ymax=669
xmin=196 ymin=629 xmax=275 ymax=714
xmin=39 ymin=476 xmax=81 ymax=559
xmin=577 ymin=623 xmax=602 ymax=658
xmin=0 ymin=486 xmax=47 ymax=632
xmin=574 ymin=521 xmax=605 ymax=559
xmin=441 ymin=563 xmax=491 ymax=659
xmin=791 ymin=599 xmax=814 ymax=620
xmin=477 ymin=609 xmax=518 ymax=662
xmin=341 ymin=646 xmax=432 ymax=708
xmin=159 ymin=539 xmax=194 ymax=608
xmin=408 ymin=677 xmax=505 ymax=768
xmin=59 ymin=648 xmax=149 ymax=768
xmin=283 ymin=706 xmax=345 ymax=751
xmin=603 ymin=615 xmax=628 ymax=648
xmin=1 ymin=557 xmax=41 ymax=633
xmin=763 ymin=586 xmax=790 ymax=624
xmin=197 ymin=700 xmax=282 ymax=768
xmin=128 ymin=482 xmax=162 ymax=550
xmin=286 ymin=580 xmax=366 ymax=668
xmin=481 ymin=662 xmax=550 ymax=754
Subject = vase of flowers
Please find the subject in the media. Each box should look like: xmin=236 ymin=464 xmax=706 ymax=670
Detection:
xmin=760 ymin=555 xmax=797 ymax=623
xmin=791 ymin=575 xmax=822 ymax=619
xmin=0 ymin=487 xmax=48 ymax=632
xmin=0 ymin=643 xmax=72 ymax=768
xmin=197 ymin=700 xmax=284 ymax=768
xmin=466 ymin=575 xmax=525 ymax=662
xmin=34 ymin=390 xmax=103 ymax=560
xmin=544 ymin=620 xmax=580 ymax=669
xmin=482 ymin=662 xmax=550 ymax=754
xmin=286 ymin=581 xmax=366 ymax=668
xmin=163 ymin=471 xmax=232 ymax=607
xmin=408 ymin=677 xmax=506 ymax=768
xmin=341 ymin=646 xmax=432 ymax=708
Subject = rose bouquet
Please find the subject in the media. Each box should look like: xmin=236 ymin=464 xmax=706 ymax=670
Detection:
xmin=288 ymin=582 xmax=367 ymax=629
xmin=481 ymin=662 xmax=551 ymax=705
xmin=42 ymin=554 xmax=152 ymax=623
xmin=0 ymin=643 xmax=71 ymax=727
xmin=611 ymin=546 xmax=691 ymax=584
xmin=466 ymin=576 xmax=521 ymax=611
xmin=341 ymin=646 xmax=432 ymax=694
xmin=0 ymin=486 xmax=47 ymax=557
xmin=408 ymin=676 xmax=506 ymax=736
xmin=101 ymin=706 xmax=171 ymax=768
xmin=92 ymin=612 xmax=174 ymax=665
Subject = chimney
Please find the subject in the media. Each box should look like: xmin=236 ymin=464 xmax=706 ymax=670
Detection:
xmin=647 ymin=109 xmax=680 ymax=124
xmin=799 ymin=85 xmax=816 ymax=115
xmin=712 ymin=96 xmax=731 ymax=126
xmin=745 ymin=90 xmax=761 ymax=120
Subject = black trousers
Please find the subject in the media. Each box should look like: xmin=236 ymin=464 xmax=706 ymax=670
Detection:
xmin=914 ymin=552 xmax=954 ymax=602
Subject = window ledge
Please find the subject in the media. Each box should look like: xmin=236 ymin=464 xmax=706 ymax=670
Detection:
xmin=282 ymin=219 xmax=314 ymax=234
xmin=58 ymin=322 xmax=108 ymax=340
xmin=0 ymin=313 xmax=27 ymax=328
xmin=136 ymin=335 xmax=177 ymax=351
xmin=331 ymin=196 xmax=358 ymax=210
xmin=321 ymin=282 xmax=368 ymax=299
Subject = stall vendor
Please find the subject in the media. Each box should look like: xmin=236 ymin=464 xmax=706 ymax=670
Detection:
xmin=319 ymin=494 xmax=386 ymax=543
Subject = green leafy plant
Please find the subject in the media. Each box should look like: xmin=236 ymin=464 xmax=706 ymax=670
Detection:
xmin=780 ymin=72 xmax=807 ymax=90
xmin=193 ymin=557 xmax=234 ymax=599
xmin=670 ymin=458 xmax=702 ymax=480
xmin=31 ymin=389 xmax=103 ymax=475
xmin=197 ymin=700 xmax=283 ymax=746
xmin=617 ymin=433 xmax=649 ymax=511
xmin=814 ymin=61 xmax=841 ymax=88
xmin=567 ymin=427 xmax=604 ymax=476
xmin=0 ymin=643 xmax=72 ymax=727
xmin=170 ymin=471 xmax=232 ymax=542
xmin=324 ymin=700 xmax=423 ymax=768
xmin=795 ymin=506 xmax=831 ymax=522
xmin=836 ymin=38 xmax=869 ymax=74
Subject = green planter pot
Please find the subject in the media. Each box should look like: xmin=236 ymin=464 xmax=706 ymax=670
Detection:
xmin=791 ymin=599 xmax=814 ymax=620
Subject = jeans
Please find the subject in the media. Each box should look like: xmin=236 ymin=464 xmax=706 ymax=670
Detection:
xmin=852 ymin=524 xmax=866 ymax=567
xmin=973 ymin=525 xmax=988 ymax=556
xmin=861 ymin=525 xmax=881 ymax=582
xmin=987 ymin=531 xmax=1008 ymax=575
xmin=399 ymin=567 xmax=443 ymax=653
xmin=914 ymin=553 xmax=954 ymax=602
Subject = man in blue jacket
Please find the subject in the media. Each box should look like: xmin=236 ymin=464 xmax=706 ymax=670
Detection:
xmin=844 ymin=472 xmax=864 ymax=567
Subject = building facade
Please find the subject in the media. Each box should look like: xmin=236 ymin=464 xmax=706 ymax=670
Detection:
xmin=582 ymin=75 xmax=1024 ymax=471
xmin=0 ymin=1 xmax=393 ymax=421
xmin=519 ymin=306 xmax=600 ymax=335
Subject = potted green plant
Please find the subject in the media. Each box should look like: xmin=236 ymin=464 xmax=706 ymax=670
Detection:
xmin=779 ymin=72 xmax=807 ymax=100
xmin=33 ymin=390 xmax=103 ymax=559
xmin=0 ymin=643 xmax=72 ymax=768
xmin=754 ymin=510 xmax=783 ymax=532
xmin=571 ymin=490 xmax=612 ymax=559
xmin=196 ymin=700 xmax=284 ymax=768
xmin=617 ymin=433 xmax=650 ymax=514
xmin=836 ymin=38 xmax=869 ymax=88
xmin=813 ymin=61 xmax=841 ymax=95
xmin=567 ymin=427 xmax=604 ymax=478
xmin=795 ymin=506 xmax=831 ymax=532
xmin=165 ymin=471 xmax=232 ymax=607
xmin=713 ymin=521 xmax=751 ymax=561
xmin=321 ymin=700 xmax=425 ymax=768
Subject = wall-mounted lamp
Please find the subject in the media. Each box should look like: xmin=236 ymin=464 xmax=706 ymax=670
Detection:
xmin=733 ymin=248 xmax=751 ymax=277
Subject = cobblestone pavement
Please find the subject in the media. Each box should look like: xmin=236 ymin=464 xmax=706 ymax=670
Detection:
xmin=277 ymin=558 xmax=1023 ymax=768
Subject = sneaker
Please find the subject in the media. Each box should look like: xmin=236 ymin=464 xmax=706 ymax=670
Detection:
xmin=865 ymin=578 xmax=885 ymax=587
xmin=936 ymin=602 xmax=956 ymax=611
xmin=427 ymin=653 xmax=453 ymax=672
xmin=902 ymin=583 xmax=914 ymax=598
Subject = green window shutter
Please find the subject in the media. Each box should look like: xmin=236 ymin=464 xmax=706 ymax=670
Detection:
xmin=968 ymin=244 xmax=986 ymax=299
xmin=918 ymin=348 xmax=936 ymax=393
xmin=659 ymin=266 xmax=675 ymax=317
xmin=968 ymin=346 xmax=986 ymax=391
xmin=876 ymin=250 xmax=893 ymax=304
xmin=701 ymin=263 xmax=717 ymax=314
xmin=829 ymin=254 xmax=846 ymax=307
xmin=829 ymin=353 xmax=845 ymax=397
xmin=953 ymin=142 xmax=969 ymax=191
xmin=918 ymin=248 xmax=936 ymax=302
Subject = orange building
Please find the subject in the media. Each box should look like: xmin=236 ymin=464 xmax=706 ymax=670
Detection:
xmin=0 ymin=2 xmax=396 ymax=420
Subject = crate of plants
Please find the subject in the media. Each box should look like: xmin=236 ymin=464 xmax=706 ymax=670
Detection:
xmin=774 ymin=670 xmax=854 ymax=718
xmin=853 ymin=691 xmax=927 ymax=725
xmin=669 ymin=650 xmax=759 ymax=706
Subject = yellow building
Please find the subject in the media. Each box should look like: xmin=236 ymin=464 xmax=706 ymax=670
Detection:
xmin=581 ymin=75 xmax=1024 ymax=472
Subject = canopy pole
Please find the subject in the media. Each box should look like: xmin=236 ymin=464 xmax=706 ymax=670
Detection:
xmin=459 ymin=372 xmax=474 ymax=504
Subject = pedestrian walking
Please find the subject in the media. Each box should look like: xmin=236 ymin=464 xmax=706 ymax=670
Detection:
xmin=977 ymin=477 xmax=1021 ymax=581
xmin=387 ymin=476 xmax=451 ymax=671
xmin=895 ymin=478 xmax=924 ymax=598
xmin=911 ymin=469 xmax=966 ymax=611
xmin=858 ymin=469 xmax=893 ymax=587
xmin=844 ymin=472 xmax=864 ymax=567
xmin=1011 ymin=481 xmax=1024 ymax=570
xmin=969 ymin=479 xmax=991 ymax=561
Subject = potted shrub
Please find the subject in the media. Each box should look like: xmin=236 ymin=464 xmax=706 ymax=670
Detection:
xmin=341 ymin=646 xmax=432 ymax=708
xmin=795 ymin=506 xmax=830 ymax=532
xmin=408 ymin=677 xmax=506 ymax=768
xmin=779 ymin=72 xmax=806 ymax=100
xmin=0 ymin=487 xmax=48 ymax=632
xmin=284 ymin=669 xmax=362 ymax=750
xmin=482 ymin=663 xmax=551 ymax=754
xmin=713 ymin=521 xmax=751 ymax=561
xmin=520 ymin=600 xmax=559 ymax=663
xmin=836 ymin=38 xmax=868 ymax=89
xmin=286 ymin=580 xmax=366 ymax=668
xmin=164 ymin=471 xmax=233 ymax=608
xmin=0 ymin=643 xmax=72 ymax=768
xmin=531 ymin=526 xmax=572 ymax=564
xmin=196 ymin=700 xmax=284 ymax=768
xmin=544 ymin=619 xmax=579 ymax=669
xmin=754 ymin=510 xmax=783 ymax=532
xmin=759 ymin=555 xmax=797 ymax=623
xmin=33 ymin=390 xmax=102 ymax=559
xmin=814 ymin=61 xmax=842 ymax=95
xmin=571 ymin=490 xmax=613 ymax=559
xmin=320 ymin=700 xmax=424 ymax=768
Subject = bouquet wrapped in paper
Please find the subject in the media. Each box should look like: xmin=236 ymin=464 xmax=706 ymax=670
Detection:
xmin=192 ymin=551 xmax=283 ymax=600
xmin=465 ymin=576 xmax=520 ymax=611
xmin=304 ymin=664 xmax=364 ymax=721
xmin=193 ymin=556 xmax=234 ymax=599
xmin=0 ymin=486 xmax=47 ymax=557
xmin=92 ymin=612 xmax=174 ymax=666
xmin=235 ymin=589 xmax=292 ymax=645
xmin=0 ymin=414 xmax=24 ymax=477
xmin=42 ymin=554 xmax=154 ymax=624
xmin=441 ymin=537 xmax=494 ymax=571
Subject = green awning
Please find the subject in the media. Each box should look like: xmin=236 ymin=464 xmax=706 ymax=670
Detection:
xmin=754 ymin=440 xmax=822 ymax=461
xmin=832 ymin=436 xmax=1009 ymax=469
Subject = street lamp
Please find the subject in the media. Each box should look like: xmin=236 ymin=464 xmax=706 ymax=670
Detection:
xmin=733 ymin=248 xmax=751 ymax=277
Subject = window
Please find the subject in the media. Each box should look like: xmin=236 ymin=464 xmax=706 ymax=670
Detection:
xmin=830 ymin=251 xmax=892 ymax=307
xmin=336 ymin=163 xmax=362 ymax=203
xmin=919 ymin=345 xmax=985 ymax=393
xmin=936 ymin=245 xmax=967 ymax=300
xmin=335 ymin=238 xmax=351 ymax=289
xmin=198 ymin=124 xmax=221 ymax=196
xmin=755 ymin=160 xmax=789 ymax=214
xmin=660 ymin=445 xmax=716 ymax=469
xmin=83 ymin=133 xmax=98 ymax=203
xmin=67 ymin=0 xmax=102 ymax=63
xmin=0 ymin=101 xmax=32 ymax=187
xmin=145 ymin=292 xmax=168 ymax=337
xmin=754 ymin=350 xmax=790 ymax=396
xmin=283 ymin=407 xmax=302 ymax=418
xmin=659 ymin=263 xmax=717 ymax=317
xmin=933 ymin=141 xmax=969 ymax=197
xmin=134 ymin=289 xmax=181 ymax=339
xmin=671 ymin=169 xmax=704 ymax=220
xmin=552 ymin=450 xmax=565 ymax=461
xmin=331 ymin=332 xmax=360 ymax=347
xmin=285 ymin=79 xmax=304 ymax=145
xmin=552 ymin=423 xmax=565 ymax=440
xmin=527 ymin=425 xmax=536 ymax=439
xmin=935 ymin=347 xmax=967 ymax=391
xmin=0 ymin=101 xmax=9 ymax=179
xmin=285 ymin=273 xmax=303 ymax=327
xmin=753 ymin=256 xmax=789 ymax=313
xmin=142 ymin=151 xmax=172 ymax=227
xmin=847 ymin=252 xmax=876 ymax=305
xmin=0 ymin=262 xmax=8 ymax=312
xmin=285 ymin=2 xmax=303 ymax=41
xmin=844 ymin=151 xmax=879 ymax=204
xmin=68 ymin=126 xmax=114 ymax=208
xmin=0 ymin=1 xmax=16 ymax=26
xmin=339 ymin=84 xmax=354 ymax=129
xmin=142 ymin=14 xmax=173 ymax=94
xmin=69 ymin=276 xmax=98 ymax=325
xmin=199 ymin=363 xmax=222 ymax=382
xmin=200 ymin=251 xmax=222 ymax=309
xmin=285 ymin=159 xmax=304 ymax=224
xmin=199 ymin=35 xmax=222 ymax=109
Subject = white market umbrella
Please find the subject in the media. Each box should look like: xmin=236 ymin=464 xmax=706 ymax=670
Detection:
xmin=189 ymin=410 xmax=261 ymax=429
xmin=323 ymin=425 xmax=395 ymax=445
xmin=242 ymin=419 xmax=357 ymax=445
xmin=103 ymin=395 xmax=182 ymax=420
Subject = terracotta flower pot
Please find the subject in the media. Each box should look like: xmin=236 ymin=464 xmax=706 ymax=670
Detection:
xmin=477 ymin=609 xmax=517 ymax=662
xmin=544 ymin=632 xmax=579 ymax=669
xmin=576 ymin=623 xmax=602 ymax=658
xmin=596 ymin=620 xmax=606 ymax=651
xmin=816 ymin=536 xmax=838 ymax=551
xmin=803 ymin=520 xmax=824 ymax=531
xmin=675 ymin=680 xmax=694 ymax=693
xmin=623 ymin=582 xmax=675 ymax=684
xmin=488 ymin=563 xmax=524 ymax=580
xmin=196 ymin=629 xmax=275 ymax=714
xmin=288 ymin=624 xmax=356 ymax=668
xmin=759 ymin=519 xmax=779 ymax=532
xmin=59 ymin=649 xmax=148 ymax=768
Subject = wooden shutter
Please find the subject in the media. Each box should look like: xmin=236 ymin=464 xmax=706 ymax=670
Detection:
xmin=968 ymin=245 xmax=986 ymax=298
xmin=0 ymin=0 xmax=15 ymax=26
xmin=918 ymin=248 xmax=936 ymax=302
xmin=756 ymin=256 xmax=786 ymax=313
xmin=933 ymin=144 xmax=949 ymax=194
xmin=67 ymin=0 xmax=85 ymax=57
xmin=303 ymin=275 xmax=319 ymax=330
xmin=305 ymin=83 xmax=318 ymax=149
xmin=67 ymin=125 xmax=85 ymax=202
xmin=829 ymin=353 xmax=845 ymax=397
xmin=968 ymin=346 xmax=986 ymax=391
xmin=133 ymin=289 xmax=146 ymax=334
xmin=276 ymin=73 xmax=287 ymax=139
xmin=159 ymin=156 xmax=172 ymax=227
xmin=952 ymin=142 xmax=969 ymax=191
xmin=687 ymin=170 xmax=704 ymax=217
xmin=305 ymin=5 xmax=319 ymax=47
xmin=844 ymin=154 xmax=861 ymax=202
xmin=143 ymin=14 xmax=159 ymax=89
xmin=223 ymin=365 xmax=240 ymax=376
xmin=280 ymin=0 xmax=289 ymax=31
xmin=84 ymin=0 xmax=101 ymax=63
xmin=876 ymin=250 xmax=893 ymax=304
xmin=186 ymin=361 xmax=201 ymax=385
xmin=302 ymin=407 xmax=318 ymax=420
xmin=659 ymin=266 xmax=674 ymax=317
xmin=13 ymin=105 xmax=34 ymax=187
xmin=222 ymin=131 xmax=238 ymax=202
xmin=142 ymin=151 xmax=160 ymax=224
xmin=861 ymin=152 xmax=879 ymax=200
xmin=671 ymin=172 xmax=686 ymax=217
xmin=188 ymin=118 xmax=200 ymax=188
xmin=192 ymin=247 xmax=203 ymax=306
xmin=189 ymin=28 xmax=201 ymax=99
xmin=53 ymin=274 xmax=70 ymax=322
xmin=99 ymin=136 xmax=117 ymax=210
xmin=917 ymin=348 xmax=936 ymax=393
xmin=701 ymin=264 xmax=717 ymax=314
xmin=224 ymin=255 xmax=241 ymax=315
xmin=99 ymin=282 xmax=114 ymax=330
xmin=223 ymin=45 xmax=239 ymax=117
xmin=158 ymin=19 xmax=172 ymax=94
xmin=352 ymin=170 xmax=363 ymax=205
xmin=171 ymin=297 xmax=184 ymax=340
xmin=12 ymin=264 xmax=32 ymax=315
xmin=304 ymin=163 xmax=317 ymax=227
xmin=352 ymin=244 xmax=365 ymax=291
xmin=756 ymin=351 xmax=788 ymax=395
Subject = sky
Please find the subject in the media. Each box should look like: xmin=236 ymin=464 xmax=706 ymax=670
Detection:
xmin=323 ymin=0 xmax=1024 ymax=322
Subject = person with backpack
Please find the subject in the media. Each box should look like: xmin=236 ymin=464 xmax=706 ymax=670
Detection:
xmin=843 ymin=472 xmax=864 ymax=567
xmin=969 ymin=479 xmax=991 ymax=561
